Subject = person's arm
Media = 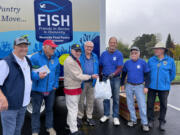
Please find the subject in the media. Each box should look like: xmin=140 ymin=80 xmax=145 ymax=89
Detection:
xmin=0 ymin=89 xmax=8 ymax=111
xmin=30 ymin=55 xmax=47 ymax=80
xmin=144 ymin=72 xmax=150 ymax=88
xmin=170 ymin=59 xmax=176 ymax=82
xmin=99 ymin=65 xmax=103 ymax=81
xmin=53 ymin=63 xmax=61 ymax=89
xmin=121 ymin=71 xmax=127 ymax=86
xmin=30 ymin=55 xmax=41 ymax=81
xmin=114 ymin=66 xmax=123 ymax=76
xmin=120 ymin=71 xmax=127 ymax=91
xmin=31 ymin=71 xmax=40 ymax=81
xmin=143 ymin=61 xmax=151 ymax=88
xmin=99 ymin=55 xmax=103 ymax=75
xmin=64 ymin=60 xmax=91 ymax=81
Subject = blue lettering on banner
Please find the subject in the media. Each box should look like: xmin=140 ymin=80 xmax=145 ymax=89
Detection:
xmin=34 ymin=0 xmax=73 ymax=45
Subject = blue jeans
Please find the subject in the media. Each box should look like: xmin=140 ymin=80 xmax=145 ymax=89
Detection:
xmin=103 ymin=76 xmax=120 ymax=118
xmin=125 ymin=83 xmax=148 ymax=125
xmin=31 ymin=90 xmax=55 ymax=133
xmin=1 ymin=107 xmax=27 ymax=135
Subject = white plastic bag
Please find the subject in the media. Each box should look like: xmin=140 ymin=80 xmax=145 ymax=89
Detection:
xmin=94 ymin=78 xmax=112 ymax=99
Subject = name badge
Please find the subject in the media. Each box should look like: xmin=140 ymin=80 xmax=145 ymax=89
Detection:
xmin=113 ymin=57 xmax=117 ymax=61
xmin=163 ymin=61 xmax=167 ymax=66
xmin=137 ymin=65 xmax=141 ymax=69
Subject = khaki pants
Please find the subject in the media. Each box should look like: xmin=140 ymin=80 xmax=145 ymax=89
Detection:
xmin=78 ymin=82 xmax=94 ymax=119
xmin=65 ymin=94 xmax=80 ymax=133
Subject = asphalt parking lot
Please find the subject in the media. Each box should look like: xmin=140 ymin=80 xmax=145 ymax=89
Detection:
xmin=0 ymin=85 xmax=180 ymax=135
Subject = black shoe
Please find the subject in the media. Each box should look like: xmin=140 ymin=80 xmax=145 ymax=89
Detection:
xmin=159 ymin=121 xmax=166 ymax=131
xmin=87 ymin=118 xmax=96 ymax=126
xmin=77 ymin=118 xmax=83 ymax=128
xmin=70 ymin=131 xmax=84 ymax=135
xmin=148 ymin=121 xmax=154 ymax=128
xmin=65 ymin=123 xmax=70 ymax=133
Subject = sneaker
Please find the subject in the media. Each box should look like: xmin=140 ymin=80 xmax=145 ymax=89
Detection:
xmin=100 ymin=115 xmax=109 ymax=123
xmin=70 ymin=130 xmax=84 ymax=135
xmin=32 ymin=133 xmax=38 ymax=135
xmin=77 ymin=118 xmax=83 ymax=128
xmin=127 ymin=121 xmax=137 ymax=127
xmin=46 ymin=128 xmax=56 ymax=135
xmin=87 ymin=118 xmax=96 ymax=126
xmin=159 ymin=121 xmax=166 ymax=131
xmin=113 ymin=118 xmax=120 ymax=126
xmin=142 ymin=125 xmax=150 ymax=132
xmin=148 ymin=120 xmax=154 ymax=128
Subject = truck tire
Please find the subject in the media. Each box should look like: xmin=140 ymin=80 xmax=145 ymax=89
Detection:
xmin=26 ymin=98 xmax=45 ymax=117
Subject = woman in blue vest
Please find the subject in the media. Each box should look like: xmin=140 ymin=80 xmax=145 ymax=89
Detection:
xmin=147 ymin=42 xmax=176 ymax=131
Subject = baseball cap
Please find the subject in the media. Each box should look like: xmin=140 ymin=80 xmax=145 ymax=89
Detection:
xmin=71 ymin=44 xmax=81 ymax=51
xmin=130 ymin=46 xmax=140 ymax=52
xmin=43 ymin=40 xmax=58 ymax=47
xmin=14 ymin=37 xmax=30 ymax=46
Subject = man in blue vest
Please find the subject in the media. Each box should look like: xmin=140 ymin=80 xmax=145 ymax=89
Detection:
xmin=147 ymin=42 xmax=176 ymax=131
xmin=30 ymin=40 xmax=60 ymax=135
xmin=0 ymin=36 xmax=40 ymax=135
xmin=77 ymin=41 xmax=99 ymax=126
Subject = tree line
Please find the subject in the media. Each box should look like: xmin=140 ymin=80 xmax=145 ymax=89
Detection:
xmin=117 ymin=33 xmax=180 ymax=60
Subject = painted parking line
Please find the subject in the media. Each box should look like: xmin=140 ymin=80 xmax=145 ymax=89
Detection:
xmin=168 ymin=104 xmax=180 ymax=111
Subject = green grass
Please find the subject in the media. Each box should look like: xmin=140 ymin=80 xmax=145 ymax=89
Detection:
xmin=174 ymin=74 xmax=180 ymax=82
xmin=175 ymin=61 xmax=180 ymax=73
xmin=174 ymin=61 xmax=180 ymax=82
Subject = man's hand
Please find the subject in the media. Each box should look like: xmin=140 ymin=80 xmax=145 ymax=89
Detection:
xmin=0 ymin=90 xmax=8 ymax=111
xmin=121 ymin=85 xmax=125 ymax=92
xmin=108 ymin=73 xmax=115 ymax=79
xmin=91 ymin=74 xmax=99 ymax=79
xmin=144 ymin=88 xmax=148 ymax=94
xmin=39 ymin=72 xmax=47 ymax=79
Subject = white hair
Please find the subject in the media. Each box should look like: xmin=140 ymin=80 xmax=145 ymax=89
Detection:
xmin=108 ymin=36 xmax=118 ymax=43
xmin=129 ymin=50 xmax=140 ymax=59
xmin=84 ymin=41 xmax=94 ymax=46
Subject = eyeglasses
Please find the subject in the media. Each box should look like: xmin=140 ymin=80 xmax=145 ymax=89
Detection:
xmin=47 ymin=46 xmax=56 ymax=50
xmin=85 ymin=46 xmax=94 ymax=49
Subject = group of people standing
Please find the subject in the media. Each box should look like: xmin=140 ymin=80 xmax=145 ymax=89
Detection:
xmin=63 ymin=36 xmax=176 ymax=135
xmin=0 ymin=35 xmax=176 ymax=135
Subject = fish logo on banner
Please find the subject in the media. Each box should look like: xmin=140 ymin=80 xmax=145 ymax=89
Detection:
xmin=34 ymin=0 xmax=73 ymax=45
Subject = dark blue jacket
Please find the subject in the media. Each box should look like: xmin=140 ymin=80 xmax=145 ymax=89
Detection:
xmin=1 ymin=53 xmax=32 ymax=110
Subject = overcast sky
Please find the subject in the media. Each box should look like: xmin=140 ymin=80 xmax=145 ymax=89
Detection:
xmin=106 ymin=0 xmax=180 ymax=45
